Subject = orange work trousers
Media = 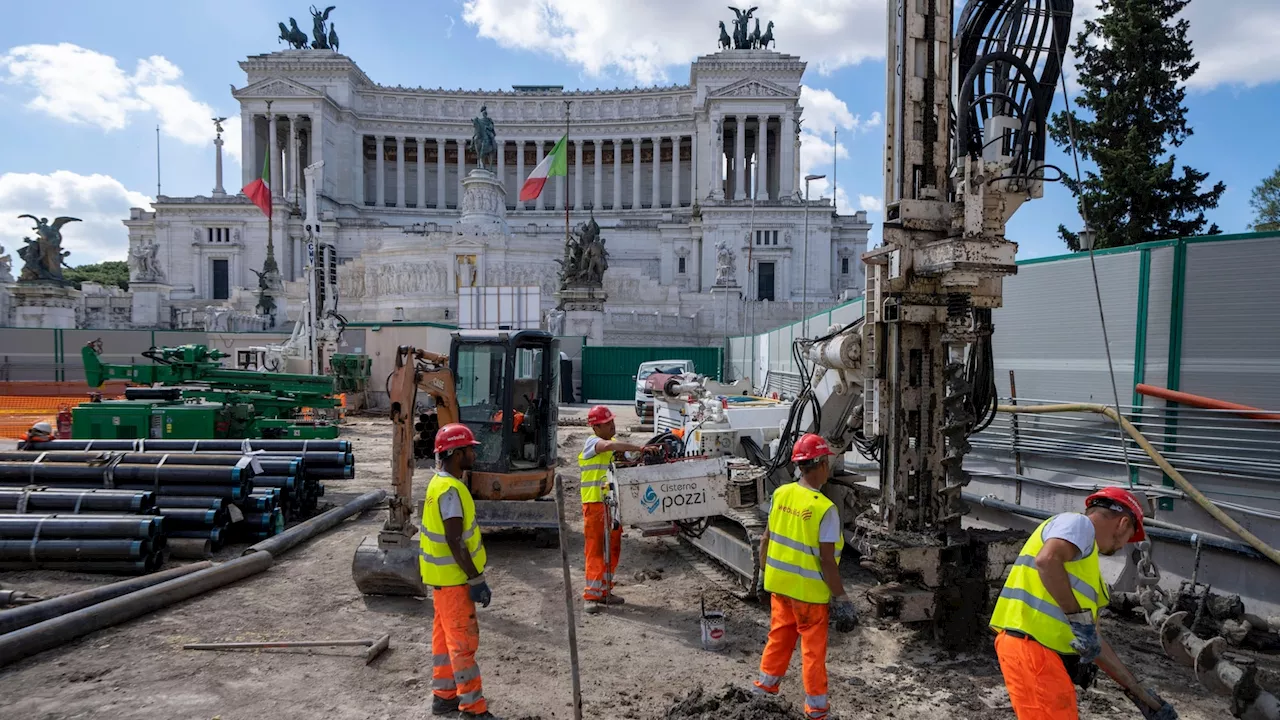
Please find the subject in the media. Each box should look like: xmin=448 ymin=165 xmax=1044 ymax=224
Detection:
xmin=754 ymin=593 xmax=831 ymax=720
xmin=582 ymin=501 xmax=621 ymax=601
xmin=995 ymin=630 xmax=1079 ymax=719
xmin=431 ymin=584 xmax=487 ymax=714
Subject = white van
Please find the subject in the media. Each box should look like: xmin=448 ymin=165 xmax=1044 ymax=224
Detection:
xmin=635 ymin=359 xmax=694 ymax=417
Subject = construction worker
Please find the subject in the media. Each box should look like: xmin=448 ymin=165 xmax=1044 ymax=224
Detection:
xmin=19 ymin=421 xmax=54 ymax=451
xmin=420 ymin=423 xmax=498 ymax=719
xmin=990 ymin=486 xmax=1178 ymax=720
xmin=579 ymin=404 xmax=653 ymax=614
xmin=753 ymin=433 xmax=858 ymax=720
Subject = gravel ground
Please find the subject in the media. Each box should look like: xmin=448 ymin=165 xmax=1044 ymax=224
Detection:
xmin=0 ymin=407 xmax=1241 ymax=719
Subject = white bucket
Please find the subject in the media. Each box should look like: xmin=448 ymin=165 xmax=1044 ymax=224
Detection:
xmin=700 ymin=597 xmax=726 ymax=651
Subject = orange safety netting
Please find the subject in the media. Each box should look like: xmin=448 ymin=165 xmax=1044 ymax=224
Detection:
xmin=0 ymin=385 xmax=126 ymax=440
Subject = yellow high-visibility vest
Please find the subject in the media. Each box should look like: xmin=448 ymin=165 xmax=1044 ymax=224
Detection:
xmin=578 ymin=438 xmax=613 ymax=504
xmin=419 ymin=472 xmax=487 ymax=587
xmin=990 ymin=516 xmax=1109 ymax=654
xmin=763 ymin=482 xmax=843 ymax=604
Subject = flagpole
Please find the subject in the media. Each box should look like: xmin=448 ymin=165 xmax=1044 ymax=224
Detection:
xmin=563 ymin=100 xmax=571 ymax=243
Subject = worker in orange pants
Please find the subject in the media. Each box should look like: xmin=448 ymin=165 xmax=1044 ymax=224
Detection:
xmin=578 ymin=405 xmax=654 ymax=614
xmin=420 ymin=423 xmax=497 ymax=719
xmin=991 ymin=487 xmax=1177 ymax=720
xmin=753 ymin=434 xmax=858 ymax=720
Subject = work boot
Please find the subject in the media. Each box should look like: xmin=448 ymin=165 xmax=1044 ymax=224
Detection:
xmin=432 ymin=695 xmax=460 ymax=716
xmin=584 ymin=601 xmax=603 ymax=614
xmin=601 ymin=594 xmax=626 ymax=606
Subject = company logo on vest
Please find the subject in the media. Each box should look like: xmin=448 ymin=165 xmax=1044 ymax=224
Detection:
xmin=776 ymin=503 xmax=813 ymax=522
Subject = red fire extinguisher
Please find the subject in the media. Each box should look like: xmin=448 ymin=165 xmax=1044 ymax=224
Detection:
xmin=56 ymin=406 xmax=72 ymax=439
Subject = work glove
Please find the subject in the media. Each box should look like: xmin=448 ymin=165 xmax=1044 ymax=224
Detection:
xmin=1129 ymin=688 xmax=1178 ymax=720
xmin=468 ymin=575 xmax=492 ymax=608
xmin=831 ymin=596 xmax=859 ymax=633
xmin=1066 ymin=610 xmax=1101 ymax=663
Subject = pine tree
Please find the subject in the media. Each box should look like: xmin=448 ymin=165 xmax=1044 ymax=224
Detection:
xmin=1049 ymin=0 xmax=1224 ymax=251
xmin=1249 ymin=166 xmax=1280 ymax=232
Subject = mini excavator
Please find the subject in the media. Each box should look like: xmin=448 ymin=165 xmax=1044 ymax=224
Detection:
xmin=352 ymin=330 xmax=560 ymax=596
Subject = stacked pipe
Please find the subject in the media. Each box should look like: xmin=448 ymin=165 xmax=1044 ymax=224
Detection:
xmin=0 ymin=513 xmax=164 ymax=574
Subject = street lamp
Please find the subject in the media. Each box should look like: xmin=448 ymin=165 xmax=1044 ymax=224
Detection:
xmin=802 ymin=173 xmax=826 ymax=336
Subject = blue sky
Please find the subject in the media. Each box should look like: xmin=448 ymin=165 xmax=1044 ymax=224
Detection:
xmin=1 ymin=0 xmax=1277 ymax=266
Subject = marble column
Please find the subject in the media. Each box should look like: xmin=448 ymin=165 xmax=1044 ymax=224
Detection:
xmin=416 ymin=138 xmax=426 ymax=208
xmin=555 ymin=142 xmax=565 ymax=211
xmin=671 ymin=135 xmax=681 ymax=208
xmin=496 ymin=138 xmax=505 ymax=200
xmin=288 ymin=115 xmax=300 ymax=204
xmin=436 ymin=138 xmax=447 ymax=209
xmin=755 ymin=116 xmax=768 ymax=200
xmin=711 ymin=113 xmax=724 ymax=199
xmin=612 ymin=139 xmax=622 ymax=211
xmin=516 ymin=140 xmax=526 ymax=212
xmin=309 ymin=114 xmax=323 ymax=184
xmin=651 ymin=135 xmax=661 ymax=209
xmin=781 ymin=111 xmax=796 ymax=198
xmin=375 ymin=135 xmax=386 ymax=207
xmin=241 ymin=110 xmax=255 ymax=189
xmin=574 ymin=140 xmax=584 ymax=211
xmin=631 ymin=138 xmax=642 ymax=210
xmin=535 ymin=141 xmax=546 ymax=211
xmin=734 ymin=116 xmax=746 ymax=200
xmin=457 ymin=139 xmax=466 ymax=203
xmin=395 ymin=135 xmax=406 ymax=208
xmin=268 ymin=113 xmax=281 ymax=199
xmin=593 ymin=139 xmax=603 ymax=210
xmin=354 ymin=133 xmax=365 ymax=206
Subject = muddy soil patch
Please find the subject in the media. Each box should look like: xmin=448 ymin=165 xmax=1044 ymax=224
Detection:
xmin=662 ymin=685 xmax=802 ymax=720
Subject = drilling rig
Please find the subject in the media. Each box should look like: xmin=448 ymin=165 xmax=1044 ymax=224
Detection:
xmin=649 ymin=0 xmax=1075 ymax=646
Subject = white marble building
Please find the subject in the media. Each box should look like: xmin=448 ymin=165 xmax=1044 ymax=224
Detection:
xmin=122 ymin=46 xmax=871 ymax=343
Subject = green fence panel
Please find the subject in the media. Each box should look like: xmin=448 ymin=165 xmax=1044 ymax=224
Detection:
xmin=581 ymin=346 xmax=723 ymax=401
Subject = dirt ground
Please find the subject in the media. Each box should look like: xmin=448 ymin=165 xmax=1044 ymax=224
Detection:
xmin=0 ymin=407 xmax=1244 ymax=719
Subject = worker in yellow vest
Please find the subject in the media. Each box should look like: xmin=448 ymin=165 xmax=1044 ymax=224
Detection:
xmin=990 ymin=486 xmax=1177 ymax=720
xmin=579 ymin=405 xmax=654 ymax=614
xmin=753 ymin=433 xmax=858 ymax=720
xmin=420 ymin=423 xmax=498 ymax=719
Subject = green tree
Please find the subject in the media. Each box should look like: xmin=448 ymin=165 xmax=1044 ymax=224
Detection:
xmin=1249 ymin=165 xmax=1280 ymax=232
xmin=1049 ymin=0 xmax=1224 ymax=251
xmin=64 ymin=261 xmax=130 ymax=291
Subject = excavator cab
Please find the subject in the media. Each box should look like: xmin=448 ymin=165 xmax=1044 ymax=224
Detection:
xmin=451 ymin=330 xmax=558 ymax=503
xmin=352 ymin=330 xmax=559 ymax=596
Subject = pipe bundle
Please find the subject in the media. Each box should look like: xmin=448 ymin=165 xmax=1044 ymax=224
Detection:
xmin=0 ymin=513 xmax=165 ymax=574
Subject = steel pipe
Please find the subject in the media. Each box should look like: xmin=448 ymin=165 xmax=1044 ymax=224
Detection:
xmin=155 ymin=508 xmax=223 ymax=528
xmin=0 ymin=514 xmax=162 ymax=539
xmin=0 ymin=557 xmax=161 ymax=574
xmin=154 ymin=496 xmax=225 ymax=511
xmin=26 ymin=439 xmax=351 ymax=453
xmin=0 ymin=488 xmax=154 ymax=514
xmin=0 ymin=539 xmax=151 ymax=562
xmin=0 ymin=561 xmax=211 ymax=634
xmin=0 ymin=462 xmax=247 ymax=486
xmin=0 ymin=488 xmax=381 ymax=667
xmin=168 ymin=537 xmax=212 ymax=560
xmin=245 ymin=489 xmax=385 ymax=557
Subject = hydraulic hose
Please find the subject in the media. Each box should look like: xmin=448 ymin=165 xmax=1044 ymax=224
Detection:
xmin=997 ymin=403 xmax=1280 ymax=569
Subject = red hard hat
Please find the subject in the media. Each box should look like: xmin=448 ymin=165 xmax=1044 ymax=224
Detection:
xmin=791 ymin=433 xmax=835 ymax=462
xmin=435 ymin=423 xmax=481 ymax=454
xmin=1085 ymin=486 xmax=1147 ymax=542
xmin=587 ymin=405 xmax=615 ymax=426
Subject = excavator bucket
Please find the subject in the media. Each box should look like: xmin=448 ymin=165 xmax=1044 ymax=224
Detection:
xmin=351 ymin=535 xmax=427 ymax=597
xmin=475 ymin=498 xmax=560 ymax=547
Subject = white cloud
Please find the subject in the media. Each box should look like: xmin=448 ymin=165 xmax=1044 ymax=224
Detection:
xmin=1 ymin=43 xmax=240 ymax=162
xmin=461 ymin=0 xmax=884 ymax=84
xmin=460 ymin=0 xmax=1280 ymax=90
xmin=1067 ymin=0 xmax=1280 ymax=90
xmin=0 ymin=171 xmax=152 ymax=266
xmin=859 ymin=194 xmax=883 ymax=212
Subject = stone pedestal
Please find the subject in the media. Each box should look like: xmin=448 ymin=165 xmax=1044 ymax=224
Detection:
xmin=130 ymin=281 xmax=172 ymax=328
xmin=10 ymin=283 xmax=81 ymax=328
xmin=460 ymin=168 xmax=509 ymax=234
xmin=556 ymin=285 xmax=607 ymax=346
xmin=710 ymin=285 xmax=742 ymax=335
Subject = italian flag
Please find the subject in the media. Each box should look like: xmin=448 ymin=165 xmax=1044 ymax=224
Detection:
xmin=519 ymin=134 xmax=567 ymax=202
xmin=242 ymin=149 xmax=272 ymax=217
